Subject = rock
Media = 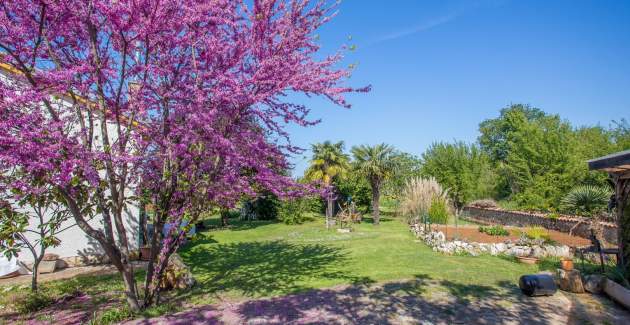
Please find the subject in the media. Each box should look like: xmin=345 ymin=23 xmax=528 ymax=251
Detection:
xmin=543 ymin=245 xmax=557 ymax=257
xmin=556 ymin=269 xmax=585 ymax=293
xmin=556 ymin=246 xmax=571 ymax=258
xmin=337 ymin=228 xmax=352 ymax=233
xmin=38 ymin=260 xmax=57 ymax=274
xmin=160 ymin=253 xmax=195 ymax=290
xmin=583 ymin=274 xmax=605 ymax=294
xmin=532 ymin=246 xmax=546 ymax=258
xmin=603 ymin=279 xmax=630 ymax=310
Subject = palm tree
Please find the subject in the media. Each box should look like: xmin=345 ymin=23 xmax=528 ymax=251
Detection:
xmin=305 ymin=141 xmax=350 ymax=228
xmin=352 ymin=143 xmax=397 ymax=225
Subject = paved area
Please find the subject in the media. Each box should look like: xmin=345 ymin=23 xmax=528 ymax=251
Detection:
xmin=124 ymin=278 xmax=630 ymax=325
xmin=0 ymin=261 xmax=147 ymax=287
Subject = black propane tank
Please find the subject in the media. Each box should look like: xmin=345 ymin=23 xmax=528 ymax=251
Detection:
xmin=519 ymin=274 xmax=557 ymax=297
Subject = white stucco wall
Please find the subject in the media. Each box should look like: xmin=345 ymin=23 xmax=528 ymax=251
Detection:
xmin=1 ymin=65 xmax=142 ymax=264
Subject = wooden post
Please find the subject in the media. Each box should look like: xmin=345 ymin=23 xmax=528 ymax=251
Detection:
xmin=615 ymin=175 xmax=630 ymax=274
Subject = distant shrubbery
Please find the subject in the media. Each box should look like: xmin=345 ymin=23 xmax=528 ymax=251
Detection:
xmin=469 ymin=199 xmax=498 ymax=209
xmin=277 ymin=198 xmax=313 ymax=225
xmin=421 ymin=104 xmax=629 ymax=213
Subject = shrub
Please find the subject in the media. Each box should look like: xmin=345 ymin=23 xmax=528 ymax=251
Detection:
xmin=525 ymin=226 xmax=551 ymax=242
xmin=469 ymin=199 xmax=498 ymax=209
xmin=478 ymin=225 xmax=509 ymax=236
xmin=400 ymin=177 xmax=450 ymax=223
xmin=91 ymin=306 xmax=134 ymax=324
xmin=12 ymin=291 xmax=54 ymax=314
xmin=561 ymin=185 xmax=612 ymax=217
xmin=240 ymin=193 xmax=279 ymax=220
xmin=277 ymin=199 xmax=310 ymax=225
xmin=428 ymin=198 xmax=449 ymax=224
xmin=547 ymin=212 xmax=560 ymax=220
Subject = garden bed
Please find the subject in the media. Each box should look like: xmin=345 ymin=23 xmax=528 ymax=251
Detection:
xmin=432 ymin=225 xmax=591 ymax=247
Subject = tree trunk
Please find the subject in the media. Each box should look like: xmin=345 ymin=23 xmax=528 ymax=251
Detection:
xmin=326 ymin=195 xmax=333 ymax=229
xmin=371 ymin=182 xmax=380 ymax=225
xmin=220 ymin=209 xmax=229 ymax=227
xmin=31 ymin=259 xmax=40 ymax=291
xmin=121 ymin=264 xmax=141 ymax=311
xmin=616 ymin=177 xmax=629 ymax=275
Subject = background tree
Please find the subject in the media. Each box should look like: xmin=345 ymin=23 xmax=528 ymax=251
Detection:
xmin=351 ymin=143 xmax=397 ymax=225
xmin=421 ymin=141 xmax=496 ymax=211
xmin=384 ymin=152 xmax=423 ymax=201
xmin=305 ymin=141 xmax=350 ymax=228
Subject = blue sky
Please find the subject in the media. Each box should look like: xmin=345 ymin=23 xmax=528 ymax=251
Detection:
xmin=286 ymin=0 xmax=630 ymax=176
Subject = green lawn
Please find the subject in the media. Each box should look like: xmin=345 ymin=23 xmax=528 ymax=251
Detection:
xmin=178 ymin=213 xmax=542 ymax=305
xmin=1 ymin=210 xmax=562 ymax=323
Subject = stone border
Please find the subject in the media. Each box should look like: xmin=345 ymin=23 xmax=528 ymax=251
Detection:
xmin=410 ymin=223 xmax=571 ymax=258
xmin=463 ymin=206 xmax=617 ymax=244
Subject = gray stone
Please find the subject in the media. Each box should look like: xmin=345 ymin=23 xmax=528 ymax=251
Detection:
xmin=604 ymin=279 xmax=630 ymax=310
xmin=583 ymin=274 xmax=605 ymax=294
xmin=38 ymin=260 xmax=57 ymax=274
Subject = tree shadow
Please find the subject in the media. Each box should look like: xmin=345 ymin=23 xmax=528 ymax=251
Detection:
xmin=361 ymin=216 xmax=394 ymax=224
xmin=238 ymin=276 xmax=570 ymax=324
xmin=178 ymin=240 xmax=365 ymax=299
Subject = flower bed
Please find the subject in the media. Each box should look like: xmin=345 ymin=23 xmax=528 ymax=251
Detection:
xmin=410 ymin=223 xmax=572 ymax=258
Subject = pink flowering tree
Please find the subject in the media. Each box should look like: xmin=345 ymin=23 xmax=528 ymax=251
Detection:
xmin=0 ymin=0 xmax=366 ymax=310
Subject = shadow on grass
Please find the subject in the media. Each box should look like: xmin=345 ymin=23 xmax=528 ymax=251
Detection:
xmin=138 ymin=274 xmax=570 ymax=325
xmin=202 ymin=218 xmax=281 ymax=231
xmin=178 ymin=240 xmax=367 ymax=299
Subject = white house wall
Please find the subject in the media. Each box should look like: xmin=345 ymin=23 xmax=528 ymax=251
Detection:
xmin=1 ymin=67 xmax=141 ymax=264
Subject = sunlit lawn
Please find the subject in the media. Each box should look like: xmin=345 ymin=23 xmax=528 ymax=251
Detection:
xmin=178 ymin=210 xmax=542 ymax=305
xmin=1 ymin=207 xmax=561 ymax=323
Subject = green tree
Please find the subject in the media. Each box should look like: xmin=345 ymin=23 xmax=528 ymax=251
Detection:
xmin=421 ymin=142 xmax=496 ymax=210
xmin=501 ymin=111 xmax=582 ymax=210
xmin=305 ymin=141 xmax=350 ymax=227
xmin=351 ymin=144 xmax=397 ymax=225
xmin=384 ymin=152 xmax=423 ymax=200
xmin=479 ymin=104 xmax=547 ymax=164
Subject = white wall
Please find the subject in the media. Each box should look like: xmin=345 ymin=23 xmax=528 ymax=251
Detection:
xmin=1 ymin=66 xmax=142 ymax=264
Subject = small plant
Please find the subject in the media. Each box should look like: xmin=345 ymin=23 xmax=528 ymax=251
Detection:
xmin=12 ymin=291 xmax=54 ymax=314
xmin=91 ymin=306 xmax=134 ymax=324
xmin=525 ymin=226 xmax=551 ymax=241
xmin=428 ymin=197 xmax=449 ymax=225
xmin=547 ymin=212 xmax=560 ymax=220
xmin=478 ymin=225 xmax=509 ymax=236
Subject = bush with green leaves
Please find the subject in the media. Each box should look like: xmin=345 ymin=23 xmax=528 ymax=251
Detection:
xmin=478 ymin=225 xmax=509 ymax=236
xmin=524 ymin=226 xmax=552 ymax=243
xmin=240 ymin=193 xmax=279 ymax=220
xmin=560 ymin=185 xmax=612 ymax=217
xmin=277 ymin=199 xmax=311 ymax=225
xmin=11 ymin=291 xmax=54 ymax=314
xmin=428 ymin=198 xmax=449 ymax=225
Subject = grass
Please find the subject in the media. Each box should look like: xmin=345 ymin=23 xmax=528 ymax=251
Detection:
xmin=0 ymin=206 xmax=577 ymax=323
xmin=178 ymin=211 xmax=540 ymax=305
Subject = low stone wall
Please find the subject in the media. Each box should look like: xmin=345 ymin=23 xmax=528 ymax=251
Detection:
xmin=410 ymin=224 xmax=572 ymax=258
xmin=462 ymin=206 xmax=618 ymax=245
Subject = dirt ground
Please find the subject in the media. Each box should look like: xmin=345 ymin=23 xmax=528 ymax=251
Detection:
xmin=433 ymin=225 xmax=591 ymax=247
xmin=0 ymin=261 xmax=147 ymax=287
xmin=121 ymin=278 xmax=630 ymax=325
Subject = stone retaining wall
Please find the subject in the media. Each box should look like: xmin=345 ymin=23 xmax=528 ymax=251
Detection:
xmin=462 ymin=206 xmax=618 ymax=244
